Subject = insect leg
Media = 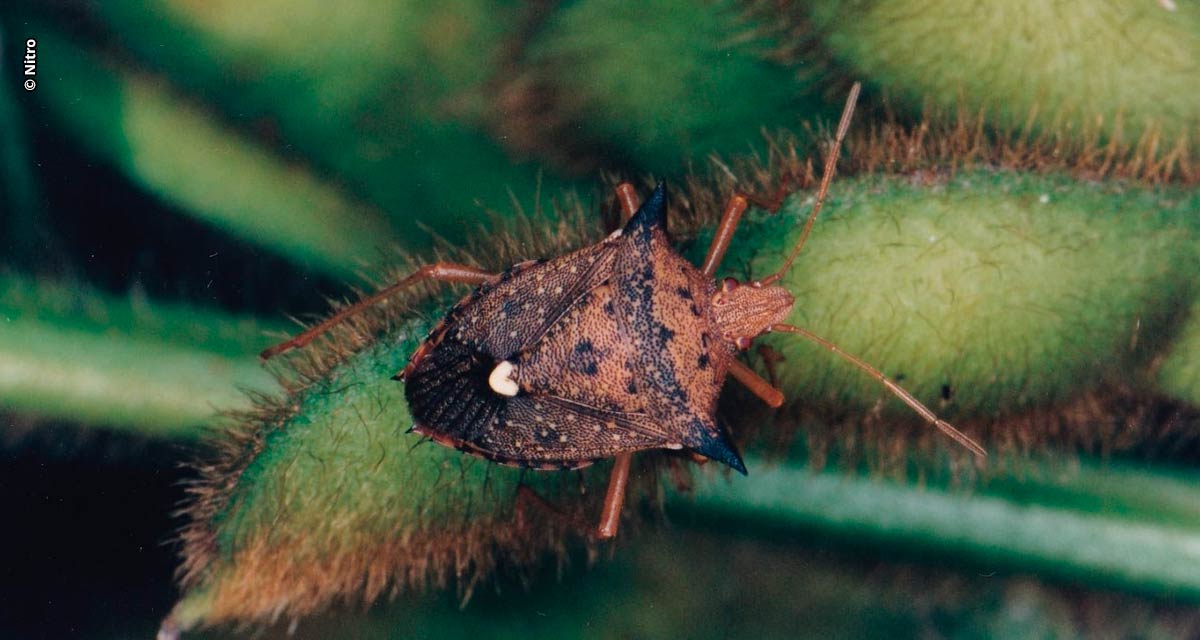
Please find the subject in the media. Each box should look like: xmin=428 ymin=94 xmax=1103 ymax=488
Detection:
xmin=260 ymin=262 xmax=494 ymax=359
xmin=761 ymin=82 xmax=861 ymax=286
xmin=596 ymin=452 xmax=633 ymax=539
xmin=727 ymin=359 xmax=784 ymax=408
xmin=770 ymin=323 xmax=986 ymax=458
xmin=700 ymin=175 xmax=797 ymax=277
xmin=699 ymin=194 xmax=750 ymax=277
xmin=614 ymin=182 xmax=641 ymax=223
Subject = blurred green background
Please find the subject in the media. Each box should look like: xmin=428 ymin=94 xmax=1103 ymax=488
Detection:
xmin=2 ymin=1 xmax=1199 ymax=638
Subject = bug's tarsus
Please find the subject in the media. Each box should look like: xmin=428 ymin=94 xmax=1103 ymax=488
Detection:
xmin=741 ymin=175 xmax=793 ymax=214
xmin=259 ymin=262 xmax=494 ymax=360
xmin=762 ymin=81 xmax=862 ymax=287
xmin=770 ymin=323 xmax=986 ymax=458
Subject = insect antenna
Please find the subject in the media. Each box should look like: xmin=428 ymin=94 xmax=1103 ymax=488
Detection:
xmin=770 ymin=323 xmax=986 ymax=458
xmin=761 ymin=81 xmax=861 ymax=286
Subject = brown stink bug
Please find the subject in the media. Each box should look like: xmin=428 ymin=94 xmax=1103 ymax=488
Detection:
xmin=262 ymin=83 xmax=985 ymax=540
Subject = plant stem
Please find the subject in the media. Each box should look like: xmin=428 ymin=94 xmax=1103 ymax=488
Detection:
xmin=668 ymin=457 xmax=1200 ymax=599
xmin=0 ymin=275 xmax=280 ymax=438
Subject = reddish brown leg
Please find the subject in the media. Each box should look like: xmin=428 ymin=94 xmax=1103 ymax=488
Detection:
xmin=728 ymin=359 xmax=784 ymax=409
xmin=700 ymin=194 xmax=749 ymax=278
xmin=770 ymin=323 xmax=986 ymax=458
xmin=615 ymin=182 xmax=640 ymax=223
xmin=699 ymin=180 xmax=794 ymax=278
xmin=596 ymin=452 xmax=633 ymax=539
xmin=756 ymin=344 xmax=786 ymax=389
xmin=260 ymin=262 xmax=493 ymax=360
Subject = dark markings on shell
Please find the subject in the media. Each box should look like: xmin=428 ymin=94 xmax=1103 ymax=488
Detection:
xmin=403 ymin=183 xmax=746 ymax=473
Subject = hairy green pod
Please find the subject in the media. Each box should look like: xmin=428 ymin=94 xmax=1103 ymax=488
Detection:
xmin=172 ymin=168 xmax=1198 ymax=630
xmin=706 ymin=170 xmax=1198 ymax=421
xmin=808 ymin=0 xmax=1200 ymax=144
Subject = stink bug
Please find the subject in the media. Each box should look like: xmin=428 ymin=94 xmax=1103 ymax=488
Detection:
xmin=262 ymin=83 xmax=985 ymax=540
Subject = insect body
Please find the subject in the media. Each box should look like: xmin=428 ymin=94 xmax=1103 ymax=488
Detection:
xmin=262 ymin=83 xmax=984 ymax=540
xmin=400 ymin=183 xmax=754 ymax=475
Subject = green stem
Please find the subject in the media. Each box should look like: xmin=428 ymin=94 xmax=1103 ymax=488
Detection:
xmin=0 ymin=275 xmax=281 ymax=438
xmin=669 ymin=457 xmax=1200 ymax=599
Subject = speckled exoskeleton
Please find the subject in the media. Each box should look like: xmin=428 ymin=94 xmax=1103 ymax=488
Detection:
xmin=263 ymin=84 xmax=984 ymax=539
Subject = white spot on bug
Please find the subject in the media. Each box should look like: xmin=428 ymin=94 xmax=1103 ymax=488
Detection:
xmin=488 ymin=360 xmax=519 ymax=397
xmin=593 ymin=425 xmax=601 ymax=432
xmin=559 ymin=434 xmax=568 ymax=443
xmin=665 ymin=443 xmax=683 ymax=450
xmin=611 ymin=433 xmax=621 ymax=441
xmin=537 ymin=287 xmax=545 ymax=295
xmin=554 ymin=285 xmax=563 ymax=294
xmin=569 ymin=266 xmax=577 ymax=274
xmin=608 ymin=229 xmax=623 ymax=240
xmin=540 ymin=429 xmax=548 ymax=437
xmin=509 ymin=330 xmax=517 ymax=339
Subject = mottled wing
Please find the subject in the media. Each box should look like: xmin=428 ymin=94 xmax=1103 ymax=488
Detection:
xmin=406 ymin=236 xmax=660 ymax=468
xmin=440 ymin=241 xmax=619 ymax=359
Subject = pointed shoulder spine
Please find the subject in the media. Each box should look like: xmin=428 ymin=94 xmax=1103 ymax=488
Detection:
xmin=622 ymin=181 xmax=668 ymax=237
